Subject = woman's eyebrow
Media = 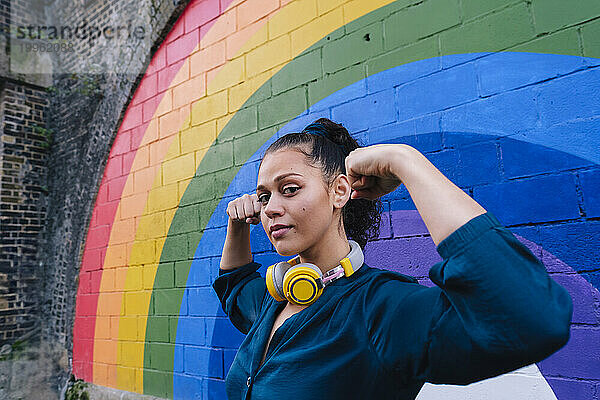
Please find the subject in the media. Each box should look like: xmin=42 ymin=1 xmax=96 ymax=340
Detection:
xmin=256 ymin=172 xmax=303 ymax=191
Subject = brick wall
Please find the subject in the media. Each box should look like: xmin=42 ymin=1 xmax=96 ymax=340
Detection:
xmin=50 ymin=0 xmax=149 ymax=74
xmin=0 ymin=0 xmax=55 ymax=348
xmin=0 ymin=80 xmax=49 ymax=345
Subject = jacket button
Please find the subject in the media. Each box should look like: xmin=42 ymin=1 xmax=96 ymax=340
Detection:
xmin=247 ymin=376 xmax=252 ymax=387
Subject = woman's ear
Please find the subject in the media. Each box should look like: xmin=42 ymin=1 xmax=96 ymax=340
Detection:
xmin=330 ymin=174 xmax=352 ymax=209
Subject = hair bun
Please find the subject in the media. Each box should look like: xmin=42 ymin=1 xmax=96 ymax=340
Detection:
xmin=309 ymin=118 xmax=359 ymax=155
xmin=301 ymin=122 xmax=335 ymax=142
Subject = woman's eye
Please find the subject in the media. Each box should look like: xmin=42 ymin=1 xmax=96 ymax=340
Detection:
xmin=283 ymin=186 xmax=299 ymax=195
xmin=257 ymin=187 xmax=298 ymax=205
xmin=258 ymin=194 xmax=269 ymax=205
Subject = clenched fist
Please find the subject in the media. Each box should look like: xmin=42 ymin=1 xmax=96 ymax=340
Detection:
xmin=226 ymin=193 xmax=261 ymax=225
xmin=344 ymin=144 xmax=404 ymax=200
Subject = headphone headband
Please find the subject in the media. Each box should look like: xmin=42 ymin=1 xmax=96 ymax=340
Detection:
xmin=265 ymin=240 xmax=364 ymax=305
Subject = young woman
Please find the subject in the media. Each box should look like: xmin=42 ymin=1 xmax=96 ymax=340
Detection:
xmin=213 ymin=118 xmax=572 ymax=399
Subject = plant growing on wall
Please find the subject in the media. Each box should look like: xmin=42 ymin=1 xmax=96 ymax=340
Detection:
xmin=32 ymin=124 xmax=54 ymax=149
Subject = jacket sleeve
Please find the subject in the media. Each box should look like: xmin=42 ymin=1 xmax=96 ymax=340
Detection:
xmin=212 ymin=261 xmax=268 ymax=334
xmin=365 ymin=212 xmax=573 ymax=385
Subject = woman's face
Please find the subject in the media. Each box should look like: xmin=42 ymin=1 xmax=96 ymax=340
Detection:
xmin=256 ymin=148 xmax=342 ymax=256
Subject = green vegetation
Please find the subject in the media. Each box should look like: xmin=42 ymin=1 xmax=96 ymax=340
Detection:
xmin=64 ymin=375 xmax=90 ymax=400
xmin=32 ymin=124 xmax=54 ymax=149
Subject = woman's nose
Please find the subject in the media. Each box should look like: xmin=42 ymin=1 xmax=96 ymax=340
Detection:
xmin=264 ymin=194 xmax=284 ymax=217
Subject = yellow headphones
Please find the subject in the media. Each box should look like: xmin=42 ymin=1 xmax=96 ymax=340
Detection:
xmin=265 ymin=240 xmax=364 ymax=306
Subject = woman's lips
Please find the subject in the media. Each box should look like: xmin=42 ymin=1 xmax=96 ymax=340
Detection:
xmin=271 ymin=226 xmax=291 ymax=239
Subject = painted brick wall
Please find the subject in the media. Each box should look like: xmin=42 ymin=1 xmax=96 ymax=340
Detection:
xmin=73 ymin=0 xmax=600 ymax=399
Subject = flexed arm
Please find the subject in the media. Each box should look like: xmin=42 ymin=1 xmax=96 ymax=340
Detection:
xmin=220 ymin=193 xmax=262 ymax=270
xmin=348 ymin=144 xmax=572 ymax=383
xmin=345 ymin=144 xmax=486 ymax=246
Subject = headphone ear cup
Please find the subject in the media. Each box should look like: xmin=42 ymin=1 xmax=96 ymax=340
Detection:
xmin=266 ymin=261 xmax=292 ymax=302
xmin=282 ymin=263 xmax=323 ymax=306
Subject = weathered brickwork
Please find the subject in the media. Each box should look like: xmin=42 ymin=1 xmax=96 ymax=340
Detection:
xmin=0 ymin=80 xmax=49 ymax=345
xmin=50 ymin=0 xmax=149 ymax=73
xmin=0 ymin=0 xmax=49 ymax=87
xmin=0 ymin=0 xmax=50 ymax=349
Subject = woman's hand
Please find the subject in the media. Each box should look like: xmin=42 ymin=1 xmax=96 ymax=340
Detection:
xmin=226 ymin=193 xmax=262 ymax=225
xmin=344 ymin=144 xmax=405 ymax=200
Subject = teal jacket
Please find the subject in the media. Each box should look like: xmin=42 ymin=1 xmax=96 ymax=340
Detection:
xmin=213 ymin=212 xmax=572 ymax=399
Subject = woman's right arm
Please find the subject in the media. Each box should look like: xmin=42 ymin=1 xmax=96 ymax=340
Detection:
xmin=213 ymin=193 xmax=267 ymax=334
xmin=220 ymin=194 xmax=261 ymax=270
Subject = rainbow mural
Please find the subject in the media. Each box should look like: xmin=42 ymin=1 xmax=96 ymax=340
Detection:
xmin=73 ymin=0 xmax=600 ymax=398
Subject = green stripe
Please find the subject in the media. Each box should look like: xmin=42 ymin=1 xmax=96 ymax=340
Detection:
xmin=143 ymin=0 xmax=598 ymax=396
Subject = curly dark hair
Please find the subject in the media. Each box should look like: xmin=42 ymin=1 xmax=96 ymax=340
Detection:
xmin=260 ymin=118 xmax=382 ymax=249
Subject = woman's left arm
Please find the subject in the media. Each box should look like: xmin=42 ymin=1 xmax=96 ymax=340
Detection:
xmin=347 ymin=144 xmax=573 ymax=383
xmin=366 ymin=212 xmax=573 ymax=384
xmin=346 ymin=143 xmax=486 ymax=246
